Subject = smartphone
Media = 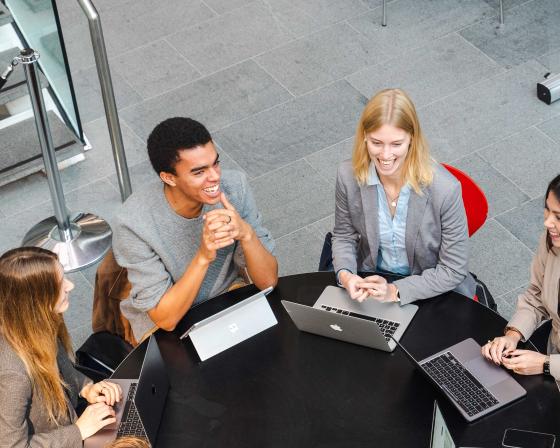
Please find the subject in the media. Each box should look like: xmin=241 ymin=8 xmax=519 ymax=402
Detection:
xmin=502 ymin=428 xmax=555 ymax=448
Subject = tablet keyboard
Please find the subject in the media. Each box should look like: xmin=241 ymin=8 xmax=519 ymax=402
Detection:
xmin=116 ymin=382 xmax=148 ymax=439
xmin=320 ymin=305 xmax=400 ymax=341
xmin=422 ymin=351 xmax=499 ymax=417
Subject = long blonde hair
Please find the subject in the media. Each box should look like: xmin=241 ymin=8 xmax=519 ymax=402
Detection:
xmin=352 ymin=88 xmax=433 ymax=193
xmin=0 ymin=247 xmax=73 ymax=424
xmin=105 ymin=437 xmax=150 ymax=448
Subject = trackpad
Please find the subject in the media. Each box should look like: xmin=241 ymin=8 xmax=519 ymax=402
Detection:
xmin=465 ymin=356 xmax=509 ymax=387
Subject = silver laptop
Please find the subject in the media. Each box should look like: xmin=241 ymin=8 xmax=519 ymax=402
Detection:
xmin=397 ymin=338 xmax=526 ymax=422
xmin=282 ymin=285 xmax=418 ymax=352
xmin=180 ymin=286 xmax=276 ymax=361
xmin=85 ymin=335 xmax=169 ymax=448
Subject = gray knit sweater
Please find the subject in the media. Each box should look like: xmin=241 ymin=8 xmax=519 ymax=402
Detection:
xmin=112 ymin=169 xmax=275 ymax=340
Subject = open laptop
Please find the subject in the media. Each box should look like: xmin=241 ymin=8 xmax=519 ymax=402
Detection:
xmin=431 ymin=401 xmax=483 ymax=448
xmin=180 ymin=286 xmax=277 ymax=361
xmin=85 ymin=335 xmax=169 ymax=448
xmin=281 ymin=285 xmax=418 ymax=352
xmin=396 ymin=338 xmax=526 ymax=422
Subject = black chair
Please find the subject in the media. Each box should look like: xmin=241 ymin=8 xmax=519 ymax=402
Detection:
xmin=75 ymin=331 xmax=133 ymax=382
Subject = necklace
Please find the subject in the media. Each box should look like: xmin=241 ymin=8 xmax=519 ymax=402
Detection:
xmin=387 ymin=192 xmax=399 ymax=208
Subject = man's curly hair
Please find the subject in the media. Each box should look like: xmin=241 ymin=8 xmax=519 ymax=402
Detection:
xmin=147 ymin=117 xmax=212 ymax=175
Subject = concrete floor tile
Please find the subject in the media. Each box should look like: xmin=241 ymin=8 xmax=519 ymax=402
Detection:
xmin=72 ymin=67 xmax=142 ymax=124
xmin=101 ymin=0 xmax=215 ymax=57
xmin=111 ymin=40 xmax=201 ymax=100
xmin=64 ymin=271 xmax=94 ymax=331
xmin=120 ymin=60 xmax=291 ymax=141
xmin=169 ymin=3 xmax=293 ymax=75
xmin=349 ymin=0 xmax=495 ymax=56
xmin=255 ymin=0 xmax=325 ymax=38
xmin=275 ymin=227 xmax=324 ymax=276
xmin=0 ymin=202 xmax=54 ymax=254
xmin=203 ymin=0 xmax=253 ymax=14
xmin=214 ymin=81 xmax=366 ymax=178
xmin=346 ymin=33 xmax=504 ymax=108
xmin=537 ymin=116 xmax=560 ymax=145
xmin=460 ymin=0 xmax=560 ymax=68
xmin=287 ymin=0 xmax=371 ymax=26
xmin=478 ymin=127 xmax=560 ymax=199
xmin=70 ymin=324 xmax=93 ymax=351
xmin=419 ymin=60 xmax=560 ymax=162
xmin=495 ymin=284 xmax=529 ymax=320
xmin=307 ymin=215 xmax=335 ymax=243
xmin=256 ymin=22 xmax=389 ymax=96
xmin=537 ymin=48 xmax=560 ymax=73
xmin=482 ymin=0 xmax=532 ymax=10
xmin=250 ymin=160 xmax=335 ymax=238
xmin=469 ymin=219 xmax=533 ymax=297
xmin=305 ymin=138 xmax=353 ymax=186
xmin=495 ymin=297 xmax=515 ymax=320
xmin=64 ymin=178 xmax=123 ymax=227
xmin=495 ymin=197 xmax=545 ymax=252
xmin=452 ymin=153 xmax=529 ymax=218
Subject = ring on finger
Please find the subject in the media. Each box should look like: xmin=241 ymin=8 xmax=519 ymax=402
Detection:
xmin=226 ymin=216 xmax=231 ymax=224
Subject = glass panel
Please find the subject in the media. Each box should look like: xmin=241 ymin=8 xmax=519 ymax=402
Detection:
xmin=5 ymin=0 xmax=83 ymax=141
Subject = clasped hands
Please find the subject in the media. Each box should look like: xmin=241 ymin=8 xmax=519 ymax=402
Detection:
xmin=199 ymin=192 xmax=252 ymax=263
xmin=481 ymin=333 xmax=547 ymax=376
xmin=339 ymin=271 xmax=398 ymax=303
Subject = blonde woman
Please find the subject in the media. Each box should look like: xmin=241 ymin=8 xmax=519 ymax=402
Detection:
xmin=0 ymin=247 xmax=122 ymax=447
xmin=333 ymin=88 xmax=475 ymax=304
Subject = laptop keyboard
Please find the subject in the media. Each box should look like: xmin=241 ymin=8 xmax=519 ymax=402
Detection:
xmin=320 ymin=305 xmax=400 ymax=341
xmin=422 ymin=351 xmax=499 ymax=417
xmin=116 ymin=383 xmax=148 ymax=439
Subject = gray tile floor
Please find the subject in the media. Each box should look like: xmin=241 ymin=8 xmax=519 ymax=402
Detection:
xmin=2 ymin=0 xmax=560 ymax=348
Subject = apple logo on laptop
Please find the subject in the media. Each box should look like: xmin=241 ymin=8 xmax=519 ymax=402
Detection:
xmin=228 ymin=323 xmax=239 ymax=334
xmin=330 ymin=324 xmax=343 ymax=332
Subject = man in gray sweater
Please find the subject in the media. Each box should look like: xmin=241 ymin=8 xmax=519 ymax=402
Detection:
xmin=112 ymin=117 xmax=278 ymax=341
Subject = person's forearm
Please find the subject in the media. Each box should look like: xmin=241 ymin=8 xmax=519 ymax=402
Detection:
xmin=148 ymin=253 xmax=210 ymax=331
xmin=241 ymin=229 xmax=278 ymax=289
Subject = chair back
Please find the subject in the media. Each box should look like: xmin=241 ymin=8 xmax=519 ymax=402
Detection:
xmin=441 ymin=163 xmax=488 ymax=237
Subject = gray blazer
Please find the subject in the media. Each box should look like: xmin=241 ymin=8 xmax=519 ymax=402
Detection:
xmin=0 ymin=334 xmax=88 ymax=447
xmin=332 ymin=160 xmax=476 ymax=304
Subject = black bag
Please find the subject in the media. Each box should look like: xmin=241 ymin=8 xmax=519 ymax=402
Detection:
xmin=75 ymin=331 xmax=133 ymax=382
xmin=318 ymin=232 xmax=334 ymax=271
xmin=470 ymin=273 xmax=497 ymax=312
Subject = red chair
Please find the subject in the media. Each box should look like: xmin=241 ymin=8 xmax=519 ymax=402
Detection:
xmin=441 ymin=163 xmax=488 ymax=237
xmin=442 ymin=163 xmax=491 ymax=306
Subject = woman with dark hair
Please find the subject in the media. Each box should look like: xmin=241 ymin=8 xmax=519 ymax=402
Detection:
xmin=0 ymin=247 xmax=122 ymax=447
xmin=482 ymin=174 xmax=560 ymax=386
xmin=333 ymin=88 xmax=475 ymax=304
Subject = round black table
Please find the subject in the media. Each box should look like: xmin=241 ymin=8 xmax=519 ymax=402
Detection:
xmin=114 ymin=272 xmax=560 ymax=447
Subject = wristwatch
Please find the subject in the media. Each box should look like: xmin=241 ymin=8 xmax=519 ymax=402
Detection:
xmin=544 ymin=357 xmax=551 ymax=376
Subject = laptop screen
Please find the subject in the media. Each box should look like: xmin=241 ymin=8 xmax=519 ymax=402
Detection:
xmin=430 ymin=401 xmax=456 ymax=448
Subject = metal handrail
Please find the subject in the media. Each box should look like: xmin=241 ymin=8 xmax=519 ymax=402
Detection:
xmin=77 ymin=0 xmax=132 ymax=202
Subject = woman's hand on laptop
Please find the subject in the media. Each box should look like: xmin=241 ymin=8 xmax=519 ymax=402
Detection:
xmin=500 ymin=349 xmax=547 ymax=375
xmin=361 ymin=275 xmax=398 ymax=303
xmin=339 ymin=271 xmax=368 ymax=302
xmin=481 ymin=333 xmax=520 ymax=365
xmin=76 ymin=402 xmax=116 ymax=440
xmin=80 ymin=380 xmax=123 ymax=405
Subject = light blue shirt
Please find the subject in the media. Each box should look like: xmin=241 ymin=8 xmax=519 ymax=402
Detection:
xmin=367 ymin=165 xmax=411 ymax=276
